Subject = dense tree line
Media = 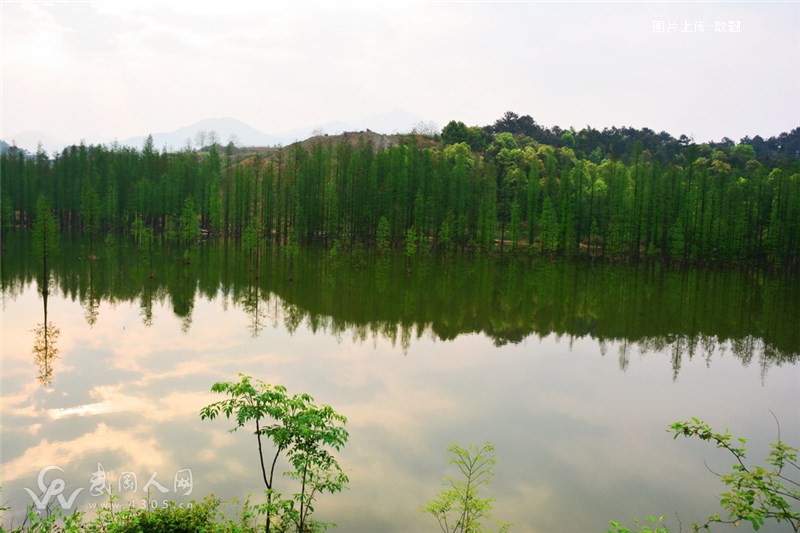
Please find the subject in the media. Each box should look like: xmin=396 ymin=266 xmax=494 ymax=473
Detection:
xmin=2 ymin=122 xmax=799 ymax=267
xmin=465 ymin=111 xmax=800 ymax=167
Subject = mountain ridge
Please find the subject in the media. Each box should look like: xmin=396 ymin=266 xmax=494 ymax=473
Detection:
xmin=4 ymin=108 xmax=426 ymax=154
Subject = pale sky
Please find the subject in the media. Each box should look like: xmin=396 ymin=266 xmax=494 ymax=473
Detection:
xmin=2 ymin=1 xmax=799 ymax=150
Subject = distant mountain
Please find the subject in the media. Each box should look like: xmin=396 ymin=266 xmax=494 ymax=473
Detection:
xmin=122 ymin=117 xmax=280 ymax=150
xmin=121 ymin=111 xmax=427 ymax=151
xmin=4 ymin=130 xmax=66 ymax=155
xmin=7 ymin=109 xmax=430 ymax=155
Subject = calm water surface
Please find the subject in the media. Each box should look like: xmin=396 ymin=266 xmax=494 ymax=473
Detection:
xmin=2 ymin=234 xmax=798 ymax=532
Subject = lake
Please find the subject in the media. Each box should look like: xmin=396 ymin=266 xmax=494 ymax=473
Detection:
xmin=1 ymin=233 xmax=798 ymax=532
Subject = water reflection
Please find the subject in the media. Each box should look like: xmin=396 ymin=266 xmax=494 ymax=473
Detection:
xmin=32 ymin=279 xmax=60 ymax=386
xmin=139 ymin=280 xmax=156 ymax=327
xmin=1 ymin=233 xmax=798 ymax=532
xmin=240 ymin=282 xmax=269 ymax=337
xmin=2 ymin=232 xmax=799 ymax=379
xmin=81 ymin=259 xmax=100 ymax=327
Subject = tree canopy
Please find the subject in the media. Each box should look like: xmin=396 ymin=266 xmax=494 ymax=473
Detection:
xmin=3 ymin=116 xmax=798 ymax=268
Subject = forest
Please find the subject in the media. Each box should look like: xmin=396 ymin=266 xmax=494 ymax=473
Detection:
xmin=2 ymin=112 xmax=799 ymax=267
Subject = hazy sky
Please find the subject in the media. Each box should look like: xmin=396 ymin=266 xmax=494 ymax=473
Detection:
xmin=2 ymin=1 xmax=799 ymax=148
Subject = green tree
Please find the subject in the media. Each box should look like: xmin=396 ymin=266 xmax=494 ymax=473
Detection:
xmin=526 ymin=162 xmax=541 ymax=249
xmin=539 ymin=196 xmax=559 ymax=254
xmin=242 ymin=223 xmax=262 ymax=273
xmin=670 ymin=418 xmax=799 ymax=531
xmin=376 ymin=215 xmax=391 ymax=256
xmin=423 ymin=442 xmax=510 ymax=533
xmin=467 ymin=126 xmax=491 ymax=152
xmin=442 ymin=121 xmax=470 ymax=146
xmin=478 ymin=162 xmax=498 ymax=251
xmin=405 ymin=226 xmax=418 ymax=269
xmin=668 ymin=216 xmax=686 ymax=261
xmin=5 ymin=123 xmax=799 ymax=266
xmin=509 ymin=200 xmax=521 ymax=249
xmin=32 ymin=195 xmax=59 ymax=287
xmin=179 ymin=197 xmax=200 ymax=263
xmin=560 ymin=130 xmax=576 ymax=148
xmin=80 ymin=185 xmax=101 ymax=237
xmin=180 ymin=197 xmax=200 ymax=243
xmin=610 ymin=418 xmax=800 ymax=533
xmin=438 ymin=214 xmax=454 ymax=253
xmin=200 ymin=375 xmax=349 ymax=533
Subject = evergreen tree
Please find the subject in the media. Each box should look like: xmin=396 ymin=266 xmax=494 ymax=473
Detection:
xmin=32 ymin=195 xmax=59 ymax=288
xmin=540 ymin=196 xmax=559 ymax=255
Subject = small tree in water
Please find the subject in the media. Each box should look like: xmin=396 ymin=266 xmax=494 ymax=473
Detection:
xmin=423 ymin=442 xmax=510 ymax=533
xmin=200 ymin=375 xmax=349 ymax=533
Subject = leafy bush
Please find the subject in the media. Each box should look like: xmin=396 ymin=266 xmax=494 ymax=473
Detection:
xmin=1 ymin=496 xmax=235 ymax=533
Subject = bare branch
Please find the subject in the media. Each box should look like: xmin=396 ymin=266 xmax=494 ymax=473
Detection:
xmin=702 ymin=458 xmax=722 ymax=478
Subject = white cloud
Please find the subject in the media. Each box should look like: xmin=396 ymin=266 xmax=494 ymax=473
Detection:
xmin=2 ymin=1 xmax=798 ymax=145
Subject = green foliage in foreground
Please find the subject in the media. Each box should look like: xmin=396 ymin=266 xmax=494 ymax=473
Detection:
xmin=422 ymin=442 xmax=511 ymax=533
xmin=609 ymin=418 xmax=800 ymax=533
xmin=200 ymin=374 xmax=349 ymax=533
xmin=1 ymin=495 xmax=258 ymax=532
xmin=3 ymin=374 xmax=349 ymax=533
xmin=5 ymin=415 xmax=796 ymax=532
xmin=607 ymin=515 xmax=669 ymax=533
xmin=671 ymin=418 xmax=800 ymax=531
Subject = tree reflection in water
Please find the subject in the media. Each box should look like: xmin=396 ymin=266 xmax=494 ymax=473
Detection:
xmin=2 ymin=232 xmax=797 ymax=382
xmin=32 ymin=279 xmax=60 ymax=386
